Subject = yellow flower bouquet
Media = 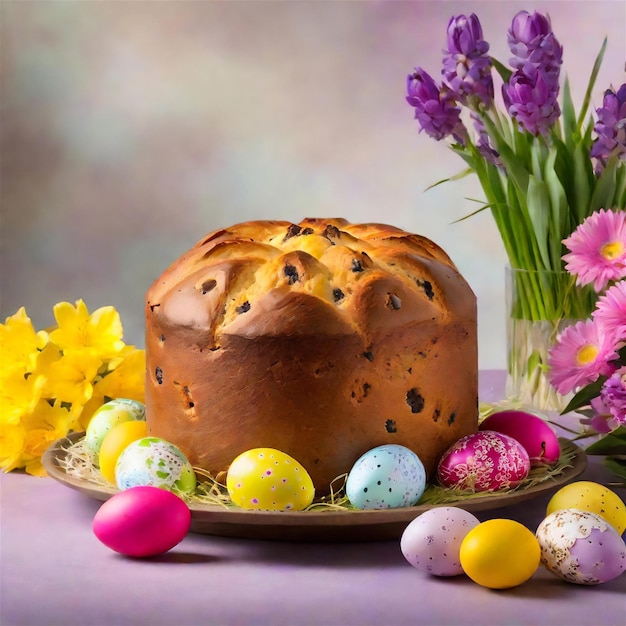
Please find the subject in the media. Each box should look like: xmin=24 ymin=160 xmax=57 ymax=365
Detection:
xmin=0 ymin=300 xmax=145 ymax=476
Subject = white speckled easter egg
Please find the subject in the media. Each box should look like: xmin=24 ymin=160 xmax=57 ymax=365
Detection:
xmin=536 ymin=509 xmax=626 ymax=585
xmin=115 ymin=437 xmax=196 ymax=495
xmin=84 ymin=398 xmax=146 ymax=463
xmin=226 ymin=448 xmax=315 ymax=511
xmin=437 ymin=431 xmax=530 ymax=492
xmin=346 ymin=444 xmax=426 ymax=510
xmin=401 ymin=507 xmax=480 ymax=576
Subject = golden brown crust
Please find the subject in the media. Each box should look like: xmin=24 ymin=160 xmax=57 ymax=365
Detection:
xmin=145 ymin=219 xmax=478 ymax=492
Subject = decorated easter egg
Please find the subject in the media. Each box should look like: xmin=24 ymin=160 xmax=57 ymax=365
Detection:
xmin=226 ymin=448 xmax=315 ymax=511
xmin=346 ymin=444 xmax=426 ymax=510
xmin=536 ymin=509 xmax=626 ymax=585
xmin=84 ymin=398 xmax=146 ymax=463
xmin=437 ymin=431 xmax=530 ymax=492
xmin=460 ymin=519 xmax=541 ymax=589
xmin=546 ymin=481 xmax=626 ymax=534
xmin=115 ymin=437 xmax=196 ymax=495
xmin=479 ymin=409 xmax=560 ymax=465
xmin=400 ymin=507 xmax=480 ymax=576
xmin=93 ymin=486 xmax=191 ymax=557
xmin=98 ymin=420 xmax=148 ymax=484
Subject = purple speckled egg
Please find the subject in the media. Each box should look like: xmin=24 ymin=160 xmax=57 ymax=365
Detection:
xmin=536 ymin=508 xmax=626 ymax=585
xmin=401 ymin=507 xmax=480 ymax=576
xmin=437 ymin=431 xmax=530 ymax=492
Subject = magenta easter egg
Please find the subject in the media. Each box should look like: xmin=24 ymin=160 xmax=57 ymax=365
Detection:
xmin=480 ymin=410 xmax=560 ymax=465
xmin=437 ymin=431 xmax=530 ymax=492
xmin=93 ymin=486 xmax=191 ymax=557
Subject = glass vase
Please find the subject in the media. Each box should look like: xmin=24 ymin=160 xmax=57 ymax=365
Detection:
xmin=504 ymin=266 xmax=597 ymax=412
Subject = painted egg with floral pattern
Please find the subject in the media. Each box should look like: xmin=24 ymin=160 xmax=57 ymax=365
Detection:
xmin=437 ymin=431 xmax=530 ymax=492
xmin=536 ymin=509 xmax=626 ymax=585
xmin=346 ymin=444 xmax=426 ymax=509
xmin=84 ymin=398 xmax=146 ymax=463
xmin=115 ymin=437 xmax=196 ymax=495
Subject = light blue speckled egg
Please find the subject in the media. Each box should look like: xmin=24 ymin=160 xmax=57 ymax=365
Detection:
xmin=115 ymin=437 xmax=196 ymax=495
xmin=346 ymin=444 xmax=426 ymax=510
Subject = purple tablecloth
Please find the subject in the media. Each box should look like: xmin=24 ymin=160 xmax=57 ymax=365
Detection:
xmin=1 ymin=371 xmax=625 ymax=626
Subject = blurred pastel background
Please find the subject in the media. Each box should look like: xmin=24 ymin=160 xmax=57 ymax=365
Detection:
xmin=1 ymin=0 xmax=624 ymax=369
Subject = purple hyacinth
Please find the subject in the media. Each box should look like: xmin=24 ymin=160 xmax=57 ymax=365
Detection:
xmin=600 ymin=368 xmax=626 ymax=426
xmin=503 ymin=68 xmax=561 ymax=136
xmin=590 ymin=84 xmax=626 ymax=173
xmin=442 ymin=14 xmax=493 ymax=107
xmin=507 ymin=10 xmax=562 ymax=89
xmin=472 ymin=113 xmax=501 ymax=167
xmin=406 ymin=67 xmax=466 ymax=142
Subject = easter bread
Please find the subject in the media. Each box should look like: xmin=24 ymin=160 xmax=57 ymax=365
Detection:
xmin=145 ymin=218 xmax=478 ymax=491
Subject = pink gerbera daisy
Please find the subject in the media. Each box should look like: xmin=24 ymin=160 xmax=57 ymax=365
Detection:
xmin=562 ymin=209 xmax=626 ymax=291
xmin=547 ymin=318 xmax=618 ymax=395
xmin=593 ymin=279 xmax=626 ymax=343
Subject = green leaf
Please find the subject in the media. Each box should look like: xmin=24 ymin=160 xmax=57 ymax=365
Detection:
xmin=577 ymin=37 xmax=608 ymax=134
xmin=544 ymin=149 xmax=568 ymax=266
xmin=590 ymin=156 xmax=619 ymax=212
xmin=490 ymin=56 xmax=512 ymax=84
xmin=572 ymin=142 xmax=592 ymax=222
xmin=561 ymin=376 xmax=607 ymax=414
xmin=481 ymin=115 xmax=530 ymax=194
xmin=603 ymin=456 xmax=626 ymax=482
xmin=452 ymin=202 xmax=494 ymax=223
xmin=527 ymin=175 xmax=552 ymax=269
xmin=526 ymin=350 xmax=542 ymax=378
xmin=585 ymin=426 xmax=626 ymax=456
xmin=560 ymin=77 xmax=577 ymax=147
xmin=613 ymin=163 xmax=626 ymax=209
xmin=424 ymin=167 xmax=473 ymax=191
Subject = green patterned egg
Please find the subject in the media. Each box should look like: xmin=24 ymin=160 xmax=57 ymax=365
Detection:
xmin=84 ymin=399 xmax=146 ymax=464
xmin=115 ymin=437 xmax=196 ymax=495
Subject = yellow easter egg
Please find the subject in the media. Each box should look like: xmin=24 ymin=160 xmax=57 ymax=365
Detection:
xmin=98 ymin=420 xmax=148 ymax=484
xmin=546 ymin=481 xmax=626 ymax=535
xmin=226 ymin=448 xmax=315 ymax=511
xmin=460 ymin=519 xmax=541 ymax=589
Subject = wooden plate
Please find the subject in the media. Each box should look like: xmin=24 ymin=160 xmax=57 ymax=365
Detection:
xmin=42 ymin=433 xmax=587 ymax=542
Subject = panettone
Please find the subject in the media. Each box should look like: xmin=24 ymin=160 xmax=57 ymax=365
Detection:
xmin=145 ymin=218 xmax=478 ymax=492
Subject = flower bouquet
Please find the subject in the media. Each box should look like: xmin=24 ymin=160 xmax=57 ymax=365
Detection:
xmin=405 ymin=11 xmax=626 ymax=410
xmin=0 ymin=300 xmax=145 ymax=476
xmin=548 ymin=209 xmax=626 ymax=484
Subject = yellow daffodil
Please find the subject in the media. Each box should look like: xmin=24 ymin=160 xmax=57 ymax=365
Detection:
xmin=0 ymin=368 xmax=46 ymax=425
xmin=78 ymin=347 xmax=146 ymax=430
xmin=42 ymin=348 xmax=102 ymax=408
xmin=0 ymin=302 xmax=146 ymax=476
xmin=48 ymin=300 xmax=125 ymax=360
xmin=0 ymin=307 xmax=48 ymax=376
xmin=0 ymin=423 xmax=27 ymax=473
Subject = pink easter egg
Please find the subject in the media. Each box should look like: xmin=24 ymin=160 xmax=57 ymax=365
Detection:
xmin=480 ymin=410 xmax=560 ymax=465
xmin=93 ymin=486 xmax=191 ymax=557
xmin=437 ymin=431 xmax=531 ymax=492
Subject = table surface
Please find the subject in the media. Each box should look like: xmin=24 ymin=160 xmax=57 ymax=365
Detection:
xmin=2 ymin=370 xmax=625 ymax=626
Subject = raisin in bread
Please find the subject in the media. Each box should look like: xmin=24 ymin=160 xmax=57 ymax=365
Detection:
xmin=145 ymin=218 xmax=478 ymax=492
